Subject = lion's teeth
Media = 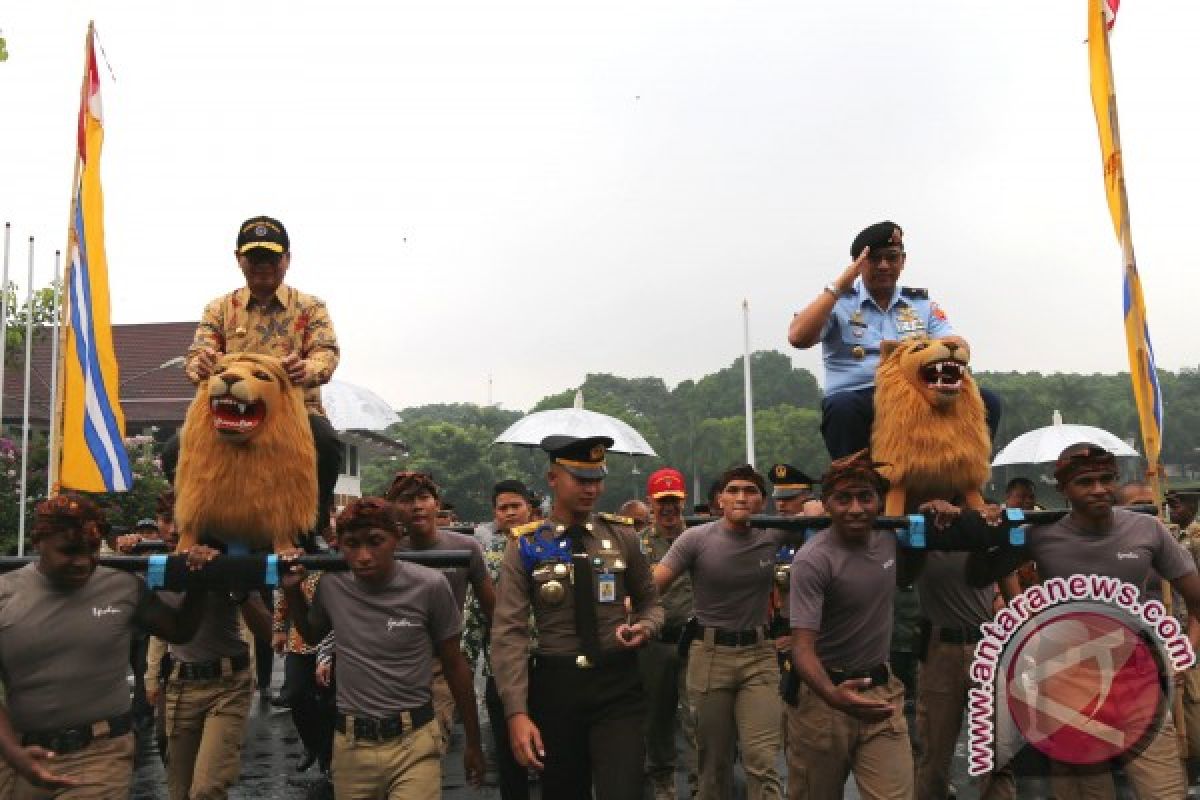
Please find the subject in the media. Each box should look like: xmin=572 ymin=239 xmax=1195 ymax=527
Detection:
xmin=237 ymin=403 xmax=246 ymax=414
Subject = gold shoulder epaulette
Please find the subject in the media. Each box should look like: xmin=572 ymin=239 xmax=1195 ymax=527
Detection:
xmin=598 ymin=512 xmax=635 ymax=526
xmin=511 ymin=521 xmax=543 ymax=539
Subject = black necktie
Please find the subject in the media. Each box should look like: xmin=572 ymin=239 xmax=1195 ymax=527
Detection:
xmin=568 ymin=524 xmax=600 ymax=661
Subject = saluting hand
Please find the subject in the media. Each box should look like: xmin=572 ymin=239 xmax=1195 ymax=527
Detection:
xmin=832 ymin=246 xmax=872 ymax=294
xmin=829 ymin=677 xmax=894 ymax=723
xmin=507 ymin=713 xmax=545 ymax=770
xmin=12 ymin=746 xmax=80 ymax=790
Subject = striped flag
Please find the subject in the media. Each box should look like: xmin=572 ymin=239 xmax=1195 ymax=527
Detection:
xmin=1087 ymin=0 xmax=1163 ymax=471
xmin=58 ymin=25 xmax=132 ymax=492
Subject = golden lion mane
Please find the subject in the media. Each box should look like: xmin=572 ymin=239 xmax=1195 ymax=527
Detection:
xmin=175 ymin=352 xmax=317 ymax=552
xmin=870 ymin=336 xmax=990 ymax=515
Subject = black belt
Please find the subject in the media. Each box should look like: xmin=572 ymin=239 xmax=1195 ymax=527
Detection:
xmin=22 ymin=712 xmax=132 ymax=755
xmin=659 ymin=625 xmax=685 ymax=644
xmin=827 ymin=663 xmax=890 ymax=687
xmin=335 ymin=704 xmax=435 ymax=742
xmin=937 ymin=626 xmax=984 ymax=645
xmin=532 ymin=650 xmax=637 ymax=671
xmin=175 ymin=652 xmax=250 ymax=681
xmin=702 ymin=625 xmax=766 ymax=647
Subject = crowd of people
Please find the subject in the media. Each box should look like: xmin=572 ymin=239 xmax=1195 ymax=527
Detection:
xmin=0 ymin=214 xmax=1198 ymax=800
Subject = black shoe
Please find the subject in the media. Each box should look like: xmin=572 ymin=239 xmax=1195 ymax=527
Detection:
xmin=270 ymin=694 xmax=292 ymax=709
xmin=297 ymin=751 xmax=317 ymax=772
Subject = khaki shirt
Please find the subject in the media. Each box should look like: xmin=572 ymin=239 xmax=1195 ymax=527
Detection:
xmin=185 ymin=284 xmax=339 ymax=415
xmin=492 ymin=513 xmax=664 ymax=717
xmin=640 ymin=524 xmax=694 ymax=628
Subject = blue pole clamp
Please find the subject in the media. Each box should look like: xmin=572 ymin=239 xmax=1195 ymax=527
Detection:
xmin=904 ymin=514 xmax=926 ymax=549
xmin=264 ymin=554 xmax=280 ymax=587
xmin=146 ymin=554 xmax=168 ymax=589
xmin=1005 ymin=508 xmax=1026 ymax=546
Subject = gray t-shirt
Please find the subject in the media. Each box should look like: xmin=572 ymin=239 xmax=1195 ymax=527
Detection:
xmin=1029 ymin=509 xmax=1196 ymax=588
xmin=660 ymin=520 xmax=783 ymax=630
xmin=0 ymin=565 xmax=147 ymax=731
xmin=311 ymin=562 xmax=462 ymax=716
xmin=398 ymin=529 xmax=487 ymax=610
xmin=916 ymin=552 xmax=994 ymax=630
xmin=167 ymin=591 xmax=248 ymax=663
xmin=790 ymin=529 xmax=898 ymax=672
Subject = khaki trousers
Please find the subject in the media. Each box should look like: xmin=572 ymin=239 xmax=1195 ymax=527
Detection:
xmin=1048 ymin=712 xmax=1186 ymax=800
xmin=165 ymin=668 xmax=253 ymax=800
xmin=788 ymin=673 xmax=913 ymax=800
xmin=784 ymin=695 xmax=807 ymax=800
xmin=639 ymin=638 xmax=698 ymax=797
xmin=915 ymin=639 xmax=1015 ymax=800
xmin=12 ymin=732 xmax=134 ymax=799
xmin=687 ymin=637 xmax=783 ymax=800
xmin=1183 ymin=664 xmax=1200 ymax=761
xmin=430 ymin=665 xmax=455 ymax=756
xmin=331 ymin=720 xmax=442 ymax=799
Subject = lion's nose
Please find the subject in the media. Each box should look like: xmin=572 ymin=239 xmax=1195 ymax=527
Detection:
xmin=217 ymin=373 xmax=243 ymax=390
xmin=944 ymin=340 xmax=959 ymax=353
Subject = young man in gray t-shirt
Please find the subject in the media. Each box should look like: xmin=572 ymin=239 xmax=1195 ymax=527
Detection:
xmin=655 ymin=465 xmax=785 ymax=800
xmin=979 ymin=444 xmax=1200 ymax=799
xmin=283 ymin=497 xmax=485 ymax=796
xmin=788 ymin=451 xmax=917 ymax=800
xmin=0 ymin=495 xmax=210 ymax=797
xmin=389 ymin=472 xmax=494 ymax=754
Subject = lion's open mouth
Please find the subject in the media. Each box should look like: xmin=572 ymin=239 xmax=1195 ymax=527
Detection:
xmin=919 ymin=360 xmax=966 ymax=393
xmin=210 ymin=396 xmax=266 ymax=435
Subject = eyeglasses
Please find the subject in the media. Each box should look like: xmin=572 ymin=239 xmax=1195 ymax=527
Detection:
xmin=867 ymin=250 xmax=906 ymax=266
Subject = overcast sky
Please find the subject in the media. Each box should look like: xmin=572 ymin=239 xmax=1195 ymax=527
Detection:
xmin=2 ymin=1 xmax=1198 ymax=412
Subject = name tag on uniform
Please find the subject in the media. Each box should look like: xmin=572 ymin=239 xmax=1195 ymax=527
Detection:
xmin=597 ymin=573 xmax=616 ymax=603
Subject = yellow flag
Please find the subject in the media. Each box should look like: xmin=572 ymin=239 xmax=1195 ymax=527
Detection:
xmin=59 ymin=27 xmax=132 ymax=491
xmin=1086 ymin=0 xmax=1163 ymax=471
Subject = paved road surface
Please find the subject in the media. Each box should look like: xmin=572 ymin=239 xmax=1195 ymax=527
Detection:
xmin=129 ymin=661 xmax=1153 ymax=798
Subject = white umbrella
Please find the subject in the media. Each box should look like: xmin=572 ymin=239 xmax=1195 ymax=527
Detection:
xmin=494 ymin=390 xmax=658 ymax=457
xmin=992 ymin=410 xmax=1139 ymax=466
xmin=320 ymin=380 xmax=401 ymax=432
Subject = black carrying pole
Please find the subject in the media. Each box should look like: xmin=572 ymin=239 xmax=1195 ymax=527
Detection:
xmin=683 ymin=504 xmax=1157 ymax=532
xmin=0 ymin=551 xmax=473 ymax=592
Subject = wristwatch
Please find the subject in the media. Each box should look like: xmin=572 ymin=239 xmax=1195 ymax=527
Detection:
xmin=823 ymin=283 xmax=840 ymax=298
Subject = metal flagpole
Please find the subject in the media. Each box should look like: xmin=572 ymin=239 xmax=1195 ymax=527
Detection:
xmin=0 ymin=222 xmax=10 ymax=427
xmin=17 ymin=237 xmax=34 ymax=556
xmin=742 ymin=298 xmax=755 ymax=467
xmin=45 ymin=250 xmax=61 ymax=495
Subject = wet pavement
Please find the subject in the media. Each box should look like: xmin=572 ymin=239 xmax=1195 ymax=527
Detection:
xmin=128 ymin=664 xmax=1138 ymax=799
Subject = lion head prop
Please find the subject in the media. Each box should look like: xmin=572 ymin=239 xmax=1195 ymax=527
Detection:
xmin=174 ymin=353 xmax=317 ymax=554
xmin=870 ymin=336 xmax=990 ymax=515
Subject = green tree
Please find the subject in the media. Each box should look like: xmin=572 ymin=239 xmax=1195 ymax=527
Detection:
xmin=4 ymin=283 xmax=58 ymax=367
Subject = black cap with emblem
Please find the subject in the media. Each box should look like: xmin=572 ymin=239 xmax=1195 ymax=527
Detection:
xmin=851 ymin=220 xmax=903 ymax=259
xmin=541 ymin=435 xmax=614 ymax=479
xmin=236 ymin=215 xmax=290 ymax=256
xmin=768 ymin=463 xmax=816 ymax=500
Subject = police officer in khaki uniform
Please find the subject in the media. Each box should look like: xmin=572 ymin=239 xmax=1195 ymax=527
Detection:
xmin=492 ymin=435 xmax=664 ymax=800
xmin=637 ymin=467 xmax=698 ymax=800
